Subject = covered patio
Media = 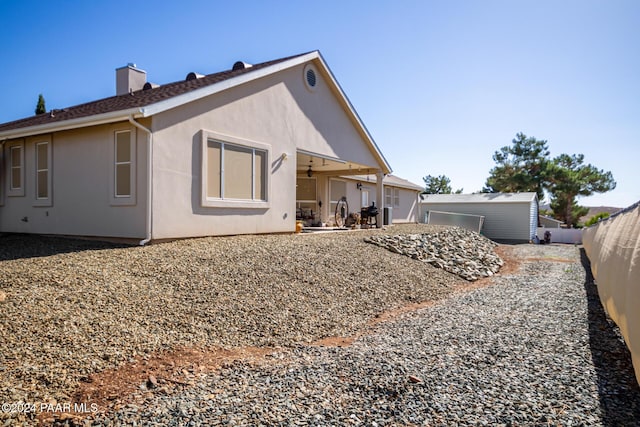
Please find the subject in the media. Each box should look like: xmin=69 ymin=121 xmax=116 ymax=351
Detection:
xmin=295 ymin=149 xmax=385 ymax=228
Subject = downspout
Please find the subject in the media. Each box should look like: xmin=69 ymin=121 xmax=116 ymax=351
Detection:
xmin=128 ymin=116 xmax=153 ymax=245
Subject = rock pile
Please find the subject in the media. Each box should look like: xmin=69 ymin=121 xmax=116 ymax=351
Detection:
xmin=364 ymin=227 xmax=503 ymax=281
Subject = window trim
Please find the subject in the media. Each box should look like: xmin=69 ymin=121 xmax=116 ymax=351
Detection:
xmin=7 ymin=141 xmax=25 ymax=197
xmin=33 ymin=139 xmax=53 ymax=207
xmin=0 ymin=144 xmax=4 ymax=206
xmin=110 ymin=129 xmax=136 ymax=206
xmin=385 ymin=187 xmax=400 ymax=208
xmin=329 ymin=178 xmax=347 ymax=215
xmin=200 ymin=130 xmax=270 ymax=209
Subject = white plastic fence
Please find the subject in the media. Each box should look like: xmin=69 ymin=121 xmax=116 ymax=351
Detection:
xmin=536 ymin=227 xmax=583 ymax=244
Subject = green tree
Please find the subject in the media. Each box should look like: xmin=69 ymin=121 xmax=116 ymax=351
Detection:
xmin=584 ymin=212 xmax=610 ymax=227
xmin=547 ymin=154 xmax=616 ymax=227
xmin=485 ymin=133 xmax=616 ymax=227
xmin=483 ymin=132 xmax=550 ymax=200
xmin=423 ymin=174 xmax=462 ymax=194
xmin=35 ymin=94 xmax=46 ymax=115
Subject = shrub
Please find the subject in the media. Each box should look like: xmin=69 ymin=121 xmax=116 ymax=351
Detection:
xmin=585 ymin=212 xmax=610 ymax=227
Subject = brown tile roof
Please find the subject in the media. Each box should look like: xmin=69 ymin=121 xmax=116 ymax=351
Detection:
xmin=0 ymin=53 xmax=309 ymax=134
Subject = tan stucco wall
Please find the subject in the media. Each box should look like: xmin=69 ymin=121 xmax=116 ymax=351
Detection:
xmin=393 ymin=188 xmax=419 ymax=223
xmin=150 ymin=63 xmax=381 ymax=239
xmin=583 ymin=204 xmax=640 ymax=385
xmin=339 ymin=180 xmax=417 ymax=224
xmin=0 ymin=122 xmax=148 ymax=238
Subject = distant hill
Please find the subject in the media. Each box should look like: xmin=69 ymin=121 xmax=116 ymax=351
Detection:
xmin=579 ymin=206 xmax=622 ymax=224
xmin=539 ymin=204 xmax=621 ymax=225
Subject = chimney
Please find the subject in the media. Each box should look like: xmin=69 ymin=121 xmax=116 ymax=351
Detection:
xmin=116 ymin=63 xmax=147 ymax=95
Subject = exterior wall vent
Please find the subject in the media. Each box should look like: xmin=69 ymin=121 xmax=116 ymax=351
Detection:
xmin=232 ymin=61 xmax=253 ymax=71
xmin=186 ymin=72 xmax=205 ymax=81
xmin=303 ymin=64 xmax=318 ymax=91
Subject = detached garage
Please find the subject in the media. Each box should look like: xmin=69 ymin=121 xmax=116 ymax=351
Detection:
xmin=419 ymin=192 xmax=539 ymax=242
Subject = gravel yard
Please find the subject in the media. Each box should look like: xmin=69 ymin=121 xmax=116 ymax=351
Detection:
xmin=1 ymin=225 xmax=639 ymax=425
xmin=1 ymin=225 xmax=461 ymax=424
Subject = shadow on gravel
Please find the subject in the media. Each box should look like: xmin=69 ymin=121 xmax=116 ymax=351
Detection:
xmin=581 ymin=248 xmax=640 ymax=425
xmin=0 ymin=234 xmax=131 ymax=261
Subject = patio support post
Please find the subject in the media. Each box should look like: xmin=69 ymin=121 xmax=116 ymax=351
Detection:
xmin=376 ymin=171 xmax=385 ymax=228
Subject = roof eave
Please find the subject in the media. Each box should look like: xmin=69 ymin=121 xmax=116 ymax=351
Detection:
xmin=313 ymin=52 xmax=392 ymax=175
xmin=140 ymin=51 xmax=392 ymax=175
xmin=0 ymin=108 xmax=143 ymax=140
xmin=140 ymin=52 xmax=321 ymax=118
xmin=1 ymin=51 xmax=394 ymax=177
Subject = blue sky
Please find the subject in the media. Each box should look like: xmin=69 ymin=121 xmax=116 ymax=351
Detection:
xmin=1 ymin=0 xmax=638 ymax=207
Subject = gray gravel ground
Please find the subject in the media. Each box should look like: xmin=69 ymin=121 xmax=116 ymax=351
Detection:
xmin=90 ymin=244 xmax=640 ymax=426
xmin=1 ymin=225 xmax=460 ymax=425
xmin=2 ymin=228 xmax=640 ymax=426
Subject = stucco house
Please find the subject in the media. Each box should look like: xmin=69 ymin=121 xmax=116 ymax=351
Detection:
xmin=0 ymin=51 xmax=401 ymax=242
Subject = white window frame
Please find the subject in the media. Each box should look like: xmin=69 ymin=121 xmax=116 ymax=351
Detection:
xmin=0 ymin=145 xmax=4 ymax=206
xmin=329 ymin=178 xmax=347 ymax=216
xmin=361 ymin=189 xmax=369 ymax=208
xmin=200 ymin=130 xmax=270 ymax=208
xmin=7 ymin=141 xmax=25 ymax=197
xmin=33 ymin=139 xmax=53 ymax=207
xmin=385 ymin=187 xmax=400 ymax=208
xmin=110 ymin=129 xmax=136 ymax=206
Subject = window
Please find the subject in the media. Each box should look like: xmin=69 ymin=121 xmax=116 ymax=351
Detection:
xmin=0 ymin=147 xmax=3 ymax=206
xmin=36 ymin=142 xmax=49 ymax=199
xmin=329 ymin=179 xmax=347 ymax=215
xmin=7 ymin=141 xmax=24 ymax=197
xmin=111 ymin=129 xmax=135 ymax=206
xmin=33 ymin=140 xmax=52 ymax=206
xmin=201 ymin=131 xmax=270 ymax=208
xmin=385 ymin=187 xmax=400 ymax=208
xmin=10 ymin=145 xmax=23 ymax=190
xmin=361 ymin=190 xmax=369 ymax=208
xmin=115 ymin=131 xmax=132 ymax=197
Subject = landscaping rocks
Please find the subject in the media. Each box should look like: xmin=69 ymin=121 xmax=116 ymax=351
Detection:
xmin=93 ymin=244 xmax=640 ymax=426
xmin=0 ymin=225 xmax=461 ymax=424
xmin=3 ymin=226 xmax=639 ymax=425
xmin=365 ymin=227 xmax=503 ymax=281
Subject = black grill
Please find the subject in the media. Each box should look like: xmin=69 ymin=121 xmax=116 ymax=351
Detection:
xmin=361 ymin=203 xmax=379 ymax=227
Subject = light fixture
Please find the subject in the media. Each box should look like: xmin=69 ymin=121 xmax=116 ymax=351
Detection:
xmin=356 ymin=183 xmax=362 ymax=190
xmin=281 ymin=152 xmax=289 ymax=161
xmin=307 ymin=158 xmax=313 ymax=177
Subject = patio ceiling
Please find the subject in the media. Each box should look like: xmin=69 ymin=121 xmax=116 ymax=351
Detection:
xmin=296 ymin=150 xmax=380 ymax=177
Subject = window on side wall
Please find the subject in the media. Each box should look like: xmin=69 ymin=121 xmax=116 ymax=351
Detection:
xmin=34 ymin=140 xmax=52 ymax=206
xmin=384 ymin=187 xmax=400 ymax=208
xmin=201 ymin=131 xmax=270 ymax=208
xmin=111 ymin=130 xmax=136 ymax=205
xmin=7 ymin=141 xmax=25 ymax=197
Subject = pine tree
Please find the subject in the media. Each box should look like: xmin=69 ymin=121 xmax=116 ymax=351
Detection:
xmin=35 ymin=94 xmax=46 ymax=115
